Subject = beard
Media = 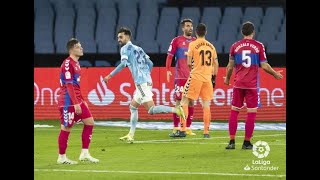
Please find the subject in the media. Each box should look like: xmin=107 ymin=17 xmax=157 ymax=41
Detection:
xmin=185 ymin=31 xmax=192 ymax=36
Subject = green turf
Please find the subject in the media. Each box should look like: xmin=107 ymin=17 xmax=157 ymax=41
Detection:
xmin=34 ymin=120 xmax=286 ymax=180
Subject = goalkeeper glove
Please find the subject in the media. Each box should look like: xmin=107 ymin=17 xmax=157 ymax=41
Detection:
xmin=211 ymin=75 xmax=216 ymax=88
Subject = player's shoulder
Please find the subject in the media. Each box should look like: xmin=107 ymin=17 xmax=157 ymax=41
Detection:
xmin=172 ymin=35 xmax=183 ymax=42
xmin=231 ymin=39 xmax=243 ymax=48
xmin=253 ymin=39 xmax=265 ymax=48
xmin=120 ymin=43 xmax=132 ymax=53
xmin=191 ymin=37 xmax=197 ymax=41
xmin=189 ymin=39 xmax=197 ymax=46
xmin=61 ymin=56 xmax=72 ymax=66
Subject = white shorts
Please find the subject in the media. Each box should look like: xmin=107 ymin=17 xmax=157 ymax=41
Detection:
xmin=134 ymin=83 xmax=154 ymax=104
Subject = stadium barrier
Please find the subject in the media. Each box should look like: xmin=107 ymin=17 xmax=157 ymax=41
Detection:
xmin=34 ymin=67 xmax=286 ymax=121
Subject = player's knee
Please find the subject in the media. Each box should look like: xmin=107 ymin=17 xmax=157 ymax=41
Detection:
xmin=83 ymin=117 xmax=94 ymax=126
xmin=247 ymin=108 xmax=257 ymax=113
xmin=130 ymin=105 xmax=138 ymax=113
xmin=148 ymin=106 xmax=154 ymax=115
xmin=61 ymin=125 xmax=72 ymax=132
xmin=231 ymin=106 xmax=241 ymax=111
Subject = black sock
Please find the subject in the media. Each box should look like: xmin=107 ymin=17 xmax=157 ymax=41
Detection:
xmin=243 ymin=140 xmax=251 ymax=146
xmin=230 ymin=139 xmax=235 ymax=144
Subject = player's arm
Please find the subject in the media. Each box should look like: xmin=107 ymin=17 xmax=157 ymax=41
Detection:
xmin=224 ymin=45 xmax=235 ymax=85
xmin=62 ymin=63 xmax=81 ymax=115
xmin=141 ymin=49 xmax=153 ymax=72
xmin=187 ymin=43 xmax=194 ymax=71
xmin=103 ymin=47 xmax=128 ymax=83
xmin=260 ymin=62 xmax=283 ymax=79
xmin=145 ymin=56 xmax=153 ymax=72
xmin=166 ymin=38 xmax=178 ymax=82
xmin=187 ymin=56 xmax=193 ymax=71
xmin=212 ymin=49 xmax=219 ymax=87
xmin=259 ymin=44 xmax=283 ymax=80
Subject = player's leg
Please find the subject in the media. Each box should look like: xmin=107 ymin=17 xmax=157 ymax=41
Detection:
xmin=186 ymin=100 xmax=195 ymax=135
xmin=199 ymin=81 xmax=213 ymax=138
xmin=226 ymin=88 xmax=244 ymax=149
xmin=127 ymin=100 xmax=140 ymax=142
xmin=119 ymin=96 xmax=141 ymax=143
xmin=136 ymin=83 xmax=184 ymax=118
xmin=57 ymin=106 xmax=78 ymax=164
xmin=172 ymin=80 xmax=181 ymax=133
xmin=79 ymin=102 xmax=99 ymax=162
xmin=242 ymin=89 xmax=259 ymax=149
xmin=171 ymin=99 xmax=181 ymax=133
xmin=178 ymin=77 xmax=200 ymax=135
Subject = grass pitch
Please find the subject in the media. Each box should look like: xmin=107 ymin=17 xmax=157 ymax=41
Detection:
xmin=34 ymin=120 xmax=286 ymax=180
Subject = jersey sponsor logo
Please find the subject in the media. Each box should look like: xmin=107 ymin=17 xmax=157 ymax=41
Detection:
xmin=88 ymin=76 xmax=115 ymax=106
xmin=182 ymin=42 xmax=185 ymax=45
xmin=65 ymin=71 xmax=71 ymax=79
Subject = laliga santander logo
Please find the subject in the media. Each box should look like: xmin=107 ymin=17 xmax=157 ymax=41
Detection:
xmin=252 ymin=140 xmax=270 ymax=158
xmin=88 ymin=76 xmax=115 ymax=106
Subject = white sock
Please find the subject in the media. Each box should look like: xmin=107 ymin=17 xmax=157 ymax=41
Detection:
xmin=81 ymin=149 xmax=89 ymax=155
xmin=129 ymin=106 xmax=138 ymax=137
xmin=59 ymin=154 xmax=66 ymax=159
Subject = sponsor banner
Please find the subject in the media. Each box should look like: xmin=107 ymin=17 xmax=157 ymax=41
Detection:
xmin=34 ymin=67 xmax=286 ymax=121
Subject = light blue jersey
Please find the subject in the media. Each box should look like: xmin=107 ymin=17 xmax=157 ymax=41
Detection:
xmin=120 ymin=41 xmax=153 ymax=85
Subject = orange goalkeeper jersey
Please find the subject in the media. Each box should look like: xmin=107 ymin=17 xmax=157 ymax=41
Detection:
xmin=187 ymin=37 xmax=217 ymax=82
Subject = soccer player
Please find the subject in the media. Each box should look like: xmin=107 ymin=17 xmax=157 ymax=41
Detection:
xmin=166 ymin=18 xmax=197 ymax=137
xmin=103 ymin=27 xmax=185 ymax=143
xmin=57 ymin=38 xmax=99 ymax=164
xmin=224 ymin=22 xmax=283 ymax=149
xmin=178 ymin=23 xmax=219 ymax=138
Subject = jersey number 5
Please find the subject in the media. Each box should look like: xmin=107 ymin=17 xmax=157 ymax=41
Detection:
xmin=200 ymin=50 xmax=212 ymax=66
xmin=242 ymin=50 xmax=251 ymax=68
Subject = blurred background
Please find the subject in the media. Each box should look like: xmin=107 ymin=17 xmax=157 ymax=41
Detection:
xmin=34 ymin=0 xmax=286 ymax=67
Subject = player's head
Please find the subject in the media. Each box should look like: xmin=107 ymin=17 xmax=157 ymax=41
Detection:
xmin=195 ymin=23 xmax=207 ymax=38
xmin=241 ymin=21 xmax=255 ymax=38
xmin=67 ymin=38 xmax=83 ymax=57
xmin=117 ymin=27 xmax=131 ymax=47
xmin=180 ymin=18 xmax=193 ymax=37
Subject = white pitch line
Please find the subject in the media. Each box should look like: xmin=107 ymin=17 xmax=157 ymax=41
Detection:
xmin=134 ymin=134 xmax=286 ymax=143
xmin=34 ymin=169 xmax=286 ymax=178
xmin=133 ymin=141 xmax=286 ymax=145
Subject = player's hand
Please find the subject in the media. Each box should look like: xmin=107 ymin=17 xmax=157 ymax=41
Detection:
xmin=211 ymin=75 xmax=216 ymax=88
xmin=102 ymin=74 xmax=112 ymax=83
xmin=74 ymin=104 xmax=82 ymax=115
xmin=274 ymin=70 xmax=283 ymax=80
xmin=167 ymin=71 xmax=172 ymax=82
xmin=223 ymin=77 xmax=231 ymax=85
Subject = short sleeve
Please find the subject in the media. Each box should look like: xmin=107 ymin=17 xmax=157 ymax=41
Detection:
xmin=167 ymin=37 xmax=178 ymax=56
xmin=229 ymin=44 xmax=235 ymax=60
xmin=61 ymin=60 xmax=74 ymax=84
xmin=120 ymin=46 xmax=129 ymax=62
xmin=259 ymin=43 xmax=267 ymax=63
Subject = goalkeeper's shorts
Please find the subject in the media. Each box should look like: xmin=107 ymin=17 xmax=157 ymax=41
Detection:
xmin=183 ymin=77 xmax=213 ymax=101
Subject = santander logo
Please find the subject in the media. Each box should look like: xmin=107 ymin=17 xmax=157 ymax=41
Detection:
xmin=88 ymin=76 xmax=115 ymax=106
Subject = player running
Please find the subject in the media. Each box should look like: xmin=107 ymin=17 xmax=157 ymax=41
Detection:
xmin=103 ymin=27 xmax=186 ymax=143
xmin=178 ymin=23 xmax=219 ymax=138
xmin=224 ymin=22 xmax=283 ymax=149
xmin=166 ymin=18 xmax=197 ymax=137
xmin=57 ymin=38 xmax=99 ymax=164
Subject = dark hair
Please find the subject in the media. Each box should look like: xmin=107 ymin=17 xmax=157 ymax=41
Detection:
xmin=180 ymin=18 xmax=193 ymax=27
xmin=241 ymin=21 xmax=255 ymax=36
xmin=196 ymin=23 xmax=207 ymax=37
xmin=66 ymin=38 xmax=80 ymax=52
xmin=117 ymin=27 xmax=131 ymax=37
